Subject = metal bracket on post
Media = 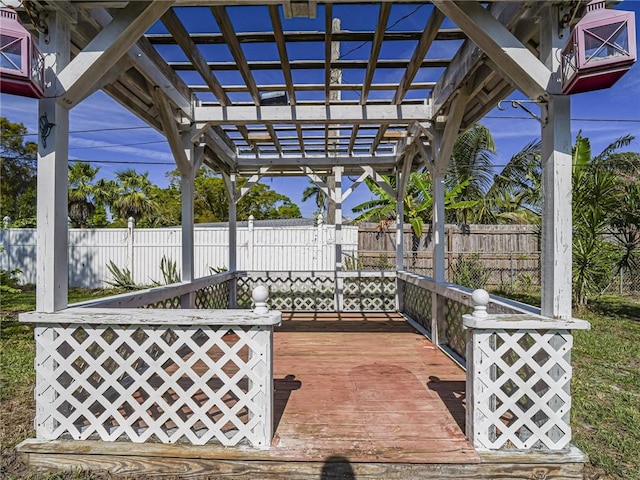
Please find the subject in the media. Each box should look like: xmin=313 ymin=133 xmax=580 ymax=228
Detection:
xmin=497 ymin=99 xmax=547 ymax=125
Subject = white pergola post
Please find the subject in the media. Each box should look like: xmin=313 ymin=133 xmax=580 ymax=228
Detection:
xmin=432 ymin=173 xmax=446 ymax=284
xmin=223 ymin=172 xmax=238 ymax=308
xmin=540 ymin=6 xmax=572 ymax=320
xmin=430 ymin=91 xmax=465 ymax=343
xmin=180 ymin=143 xmax=196 ymax=308
xmin=37 ymin=13 xmax=70 ymax=312
xmin=431 ymin=172 xmax=446 ymax=344
xmin=333 ymin=166 xmax=343 ymax=310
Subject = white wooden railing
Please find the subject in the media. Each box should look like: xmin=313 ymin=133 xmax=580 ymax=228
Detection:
xmin=464 ymin=290 xmax=589 ymax=451
xmin=397 ymin=271 xmax=589 ymax=451
xmin=20 ymin=288 xmax=280 ymax=449
xmin=236 ymin=270 xmax=397 ymax=312
xmin=23 ymin=269 xmax=588 ymax=452
xmin=397 ymin=271 xmax=536 ymax=364
xmin=72 ymin=271 xmax=235 ymax=310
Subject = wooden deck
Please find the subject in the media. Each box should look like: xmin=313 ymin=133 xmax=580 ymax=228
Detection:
xmin=19 ymin=312 xmax=586 ymax=479
xmin=270 ymin=311 xmax=474 ymax=463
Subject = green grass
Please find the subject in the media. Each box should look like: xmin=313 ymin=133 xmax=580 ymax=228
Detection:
xmin=493 ymin=291 xmax=640 ymax=480
xmin=1 ymin=287 xmax=125 ymax=401
xmin=572 ymin=297 xmax=640 ymax=480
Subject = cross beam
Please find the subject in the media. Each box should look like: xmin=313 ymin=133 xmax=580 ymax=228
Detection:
xmin=57 ymin=1 xmax=173 ymax=108
xmin=195 ymin=104 xmax=430 ymax=125
xmin=431 ymin=1 xmax=551 ymax=105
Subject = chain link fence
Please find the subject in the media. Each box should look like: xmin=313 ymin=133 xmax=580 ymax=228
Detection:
xmin=602 ymin=265 xmax=640 ymax=299
xmin=356 ymin=249 xmax=639 ymax=299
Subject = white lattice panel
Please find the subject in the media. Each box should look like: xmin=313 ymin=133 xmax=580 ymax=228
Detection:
xmin=237 ymin=275 xmax=335 ymax=311
xmin=342 ymin=278 xmax=396 ymax=311
xmin=470 ymin=329 xmax=573 ymax=451
xmin=401 ymin=281 xmax=432 ymax=332
xmin=34 ymin=323 xmax=273 ymax=448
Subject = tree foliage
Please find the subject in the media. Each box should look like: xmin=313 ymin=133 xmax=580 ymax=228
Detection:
xmin=571 ymin=133 xmax=639 ymax=305
xmin=1 ymin=117 xmax=37 ymax=226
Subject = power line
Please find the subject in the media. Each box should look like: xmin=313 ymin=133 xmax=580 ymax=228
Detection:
xmin=485 ymin=115 xmax=640 ymax=123
xmin=69 ymin=158 xmax=175 ymax=165
xmin=339 ymin=4 xmax=427 ymax=60
xmin=69 ymin=140 xmax=166 ymax=150
xmin=22 ymin=125 xmax=154 ymax=137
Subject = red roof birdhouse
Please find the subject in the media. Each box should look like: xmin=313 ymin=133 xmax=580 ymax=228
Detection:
xmin=0 ymin=8 xmax=44 ymax=98
xmin=561 ymin=0 xmax=636 ymax=95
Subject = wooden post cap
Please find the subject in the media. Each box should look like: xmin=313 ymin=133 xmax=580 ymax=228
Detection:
xmin=471 ymin=289 xmax=490 ymax=318
xmin=252 ymin=285 xmax=269 ymax=314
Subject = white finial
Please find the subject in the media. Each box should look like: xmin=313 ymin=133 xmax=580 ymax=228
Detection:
xmin=252 ymin=285 xmax=269 ymax=314
xmin=248 ymin=214 xmax=254 ymax=228
xmin=2 ymin=216 xmax=10 ymax=229
xmin=317 ymin=213 xmax=324 ymax=226
xmin=471 ymin=289 xmax=490 ymax=318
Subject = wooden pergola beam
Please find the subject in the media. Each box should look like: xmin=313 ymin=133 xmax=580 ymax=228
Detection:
xmin=200 ymin=126 xmax=237 ymax=170
xmin=211 ymin=5 xmax=281 ymax=153
xmin=195 ymin=104 xmax=430 ymax=124
xmin=431 ymin=1 xmax=550 ymax=110
xmin=83 ymin=7 xmax=193 ymax=117
xmin=161 ymin=8 xmax=230 ymax=105
xmin=146 ymin=29 xmax=466 ymax=45
xmin=370 ymin=6 xmax=444 ymax=154
xmin=393 ymin=7 xmax=445 ymax=104
xmin=361 ymin=3 xmax=391 ymax=104
xmin=57 ymin=1 xmax=173 ymax=108
xmin=151 ymin=86 xmax=191 ymax=175
xmin=437 ymin=87 xmax=468 ymax=170
xmin=268 ymin=5 xmax=296 ymax=106
xmin=324 ymin=3 xmax=334 ymax=104
xmin=238 ymin=155 xmax=396 ymax=167
xmin=168 ymin=58 xmax=450 ymax=71
xmin=191 ymin=82 xmax=434 ymax=94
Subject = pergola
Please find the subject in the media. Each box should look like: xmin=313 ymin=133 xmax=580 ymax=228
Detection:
xmin=30 ymin=0 xmax=574 ymax=319
xmin=16 ymin=1 xmax=598 ymax=477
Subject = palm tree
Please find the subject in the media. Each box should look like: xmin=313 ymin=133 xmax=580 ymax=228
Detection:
xmin=353 ymin=171 xmax=475 ymax=238
xmin=478 ymin=139 xmax=543 ymax=225
xmin=302 ymin=176 xmax=328 ymax=216
xmin=442 ymin=124 xmax=497 ymax=224
xmin=68 ymin=162 xmax=114 ymax=228
xmin=571 ymin=132 xmax=636 ymax=305
xmin=446 ymin=124 xmax=496 ymax=198
xmin=111 ymin=168 xmax=158 ymax=224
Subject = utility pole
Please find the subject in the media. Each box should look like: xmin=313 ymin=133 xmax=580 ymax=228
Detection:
xmin=326 ymin=17 xmax=341 ymax=224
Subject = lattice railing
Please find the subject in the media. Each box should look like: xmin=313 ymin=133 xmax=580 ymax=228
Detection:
xmin=342 ymin=275 xmax=396 ymax=311
xmin=444 ymin=298 xmax=473 ymax=359
xmin=195 ymin=280 xmax=231 ymax=309
xmin=143 ymin=296 xmax=181 ymax=309
xmin=397 ymin=271 xmax=537 ymax=364
xmin=464 ymin=290 xmax=590 ymax=451
xmin=23 ymin=308 xmax=280 ymax=449
xmin=400 ymin=281 xmax=432 ymax=332
xmin=237 ymin=273 xmax=335 ymax=311
xmin=71 ymin=272 xmax=235 ymax=310
xmin=236 ymin=271 xmax=396 ymax=311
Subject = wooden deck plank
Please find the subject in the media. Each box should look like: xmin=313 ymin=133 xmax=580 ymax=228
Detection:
xmin=268 ymin=312 xmax=477 ymax=464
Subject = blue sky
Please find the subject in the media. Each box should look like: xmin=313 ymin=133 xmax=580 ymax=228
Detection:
xmin=1 ymin=2 xmax=639 ymax=219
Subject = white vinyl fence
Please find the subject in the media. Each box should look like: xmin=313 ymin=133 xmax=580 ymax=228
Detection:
xmin=1 ymin=221 xmax=358 ymax=289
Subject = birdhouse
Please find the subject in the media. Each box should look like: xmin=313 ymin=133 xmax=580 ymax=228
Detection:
xmin=0 ymin=8 xmax=45 ymax=98
xmin=561 ymin=0 xmax=636 ymax=95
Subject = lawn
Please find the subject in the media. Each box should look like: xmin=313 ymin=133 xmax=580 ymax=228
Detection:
xmin=1 ymin=288 xmax=639 ymax=479
xmin=501 ymin=292 xmax=640 ymax=480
